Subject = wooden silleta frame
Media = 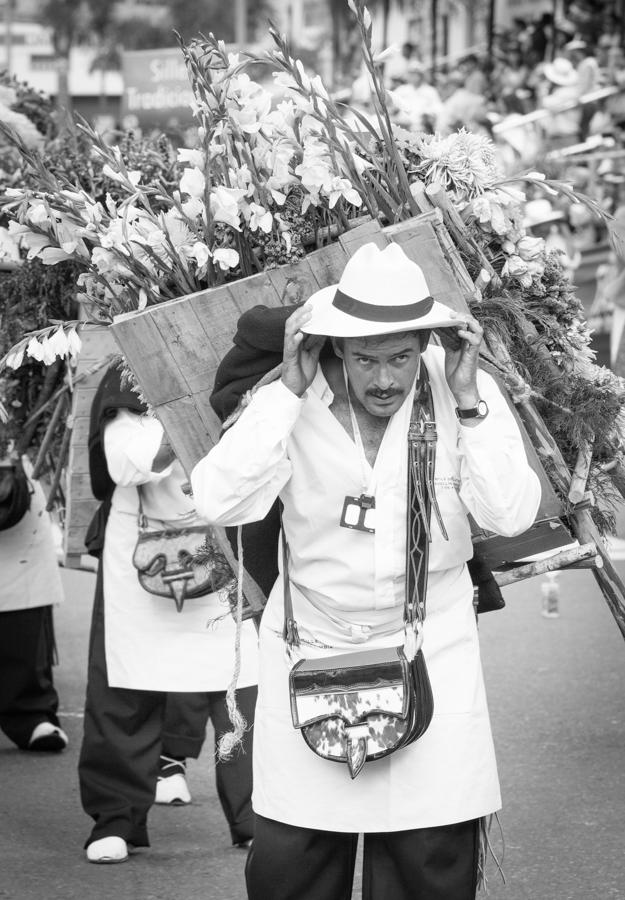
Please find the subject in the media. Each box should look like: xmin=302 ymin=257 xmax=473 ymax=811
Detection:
xmin=109 ymin=212 xmax=588 ymax=623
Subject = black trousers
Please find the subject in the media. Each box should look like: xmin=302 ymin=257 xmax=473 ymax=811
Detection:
xmin=162 ymin=691 xmax=211 ymax=759
xmin=0 ymin=605 xmax=60 ymax=749
xmin=78 ymin=568 xmax=257 ymax=847
xmin=246 ymin=814 xmax=478 ymax=900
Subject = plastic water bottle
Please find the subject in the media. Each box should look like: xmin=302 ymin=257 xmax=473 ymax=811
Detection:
xmin=541 ymin=572 xmax=560 ymax=618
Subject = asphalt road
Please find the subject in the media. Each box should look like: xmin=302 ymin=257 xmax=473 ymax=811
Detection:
xmin=1 ymin=563 xmax=624 ymax=900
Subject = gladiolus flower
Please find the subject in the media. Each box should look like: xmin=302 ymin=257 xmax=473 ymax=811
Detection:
xmin=213 ymin=248 xmax=240 ymax=270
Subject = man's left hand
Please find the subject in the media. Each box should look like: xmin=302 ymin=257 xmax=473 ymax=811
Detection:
xmin=441 ymin=317 xmax=483 ymax=408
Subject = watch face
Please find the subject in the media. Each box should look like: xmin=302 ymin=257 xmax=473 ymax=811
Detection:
xmin=477 ymin=400 xmax=488 ymax=417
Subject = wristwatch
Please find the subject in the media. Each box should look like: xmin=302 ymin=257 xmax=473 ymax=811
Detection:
xmin=455 ymin=399 xmax=489 ymax=420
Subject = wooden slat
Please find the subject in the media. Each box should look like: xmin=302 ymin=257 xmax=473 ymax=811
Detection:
xmin=386 ymin=219 xmax=470 ymax=316
xmin=70 ymin=417 xmax=90 ymax=446
xmin=112 ymin=312 xmax=188 ymax=405
xmin=193 ymin=386 xmax=228 ymax=449
xmin=66 ymin=472 xmax=94 ymax=502
xmin=77 ymin=325 xmax=117 ymax=362
xmin=65 ymin=498 xmax=99 ymax=530
xmin=306 ymin=241 xmax=349 ymax=289
xmin=151 ymin=298 xmax=219 ymax=396
xmin=188 ymin=285 xmax=249 ymax=362
xmin=223 ymin=269 xmax=281 ymax=314
xmin=72 ymin=386 xmax=98 ymax=418
xmin=338 ymin=217 xmax=387 ymax=254
xmin=67 ymin=442 xmax=90 ymax=474
xmin=268 ymin=256 xmax=320 ymax=306
xmin=156 ymin=397 xmax=215 ymax=476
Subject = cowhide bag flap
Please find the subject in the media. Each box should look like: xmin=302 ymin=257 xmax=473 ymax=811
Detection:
xmin=285 ymin=372 xmax=437 ymax=779
xmin=132 ymin=489 xmax=213 ymax=612
xmin=289 ymin=644 xmax=433 ymax=779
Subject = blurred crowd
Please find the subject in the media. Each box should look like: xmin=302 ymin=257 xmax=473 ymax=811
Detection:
xmin=332 ymin=9 xmax=625 ymax=370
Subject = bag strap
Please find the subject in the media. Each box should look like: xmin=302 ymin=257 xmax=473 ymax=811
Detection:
xmin=136 ymin=485 xmax=148 ymax=531
xmin=281 ymin=364 xmax=441 ymax=651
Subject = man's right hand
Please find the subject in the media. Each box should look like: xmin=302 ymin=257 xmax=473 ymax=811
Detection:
xmin=281 ymin=305 xmax=326 ymax=398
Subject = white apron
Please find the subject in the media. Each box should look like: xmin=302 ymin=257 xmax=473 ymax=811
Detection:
xmin=191 ymin=346 xmax=541 ymax=830
xmin=102 ymin=410 xmax=258 ymax=692
xmin=0 ymin=458 xmax=63 ymax=613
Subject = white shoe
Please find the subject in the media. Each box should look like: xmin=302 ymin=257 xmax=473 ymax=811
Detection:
xmin=155 ymin=771 xmax=192 ymax=805
xmin=86 ymin=836 xmax=129 ymax=864
xmin=27 ymin=722 xmax=68 ymax=753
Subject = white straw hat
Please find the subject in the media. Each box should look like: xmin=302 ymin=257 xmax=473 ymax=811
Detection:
xmin=543 ymin=57 xmax=579 ymax=86
xmin=300 ymin=242 xmax=460 ymax=338
xmin=523 ymin=198 xmax=564 ymax=228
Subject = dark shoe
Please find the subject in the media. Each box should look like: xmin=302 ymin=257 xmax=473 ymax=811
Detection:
xmin=27 ymin=722 xmax=68 ymax=753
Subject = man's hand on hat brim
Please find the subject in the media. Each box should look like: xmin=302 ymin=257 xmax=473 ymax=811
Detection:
xmin=281 ymin=305 xmax=326 ymax=398
xmin=442 ymin=317 xmax=484 ymax=410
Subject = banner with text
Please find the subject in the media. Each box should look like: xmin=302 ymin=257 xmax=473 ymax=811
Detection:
xmin=121 ymin=47 xmax=194 ymax=131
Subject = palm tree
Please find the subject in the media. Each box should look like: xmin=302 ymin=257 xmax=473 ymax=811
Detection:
xmin=41 ymin=0 xmax=83 ymax=118
xmin=85 ymin=0 xmax=120 ymax=118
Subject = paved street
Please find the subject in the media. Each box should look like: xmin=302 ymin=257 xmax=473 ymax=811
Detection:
xmin=1 ymin=562 xmax=624 ymax=900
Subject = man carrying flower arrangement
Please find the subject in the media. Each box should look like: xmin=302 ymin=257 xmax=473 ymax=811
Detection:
xmin=191 ymin=242 xmax=541 ymax=900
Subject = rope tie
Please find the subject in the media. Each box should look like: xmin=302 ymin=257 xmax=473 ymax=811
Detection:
xmin=217 ymin=525 xmax=247 ymax=760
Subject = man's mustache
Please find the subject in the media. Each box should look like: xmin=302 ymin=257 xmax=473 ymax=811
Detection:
xmin=366 ymin=389 xmax=403 ymax=400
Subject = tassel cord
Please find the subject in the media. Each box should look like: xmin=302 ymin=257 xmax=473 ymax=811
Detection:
xmin=216 ymin=526 xmax=247 ymax=761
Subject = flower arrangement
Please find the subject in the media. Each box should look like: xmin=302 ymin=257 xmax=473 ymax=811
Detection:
xmin=1 ymin=0 xmax=625 ymax=535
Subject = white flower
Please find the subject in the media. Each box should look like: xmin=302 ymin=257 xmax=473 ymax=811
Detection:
xmin=210 ymin=186 xmax=246 ymax=230
xmin=516 ymin=236 xmax=545 ymax=262
xmin=39 ymin=247 xmax=74 ymax=265
xmin=229 ymin=163 xmax=254 ymax=194
xmin=213 ymin=248 xmax=239 ymax=270
xmin=101 ymin=164 xmax=141 ymax=186
xmin=362 ymin=6 xmax=372 ymax=29
xmin=180 ymin=166 xmax=206 ymax=199
xmin=327 ymin=176 xmax=362 ymax=209
xmin=181 ymin=197 xmax=206 ymax=220
xmin=272 ymin=71 xmax=299 ymax=92
xmin=177 ymin=148 xmax=206 ymax=168
xmin=21 ymin=232 xmax=52 ymax=259
xmin=27 ymin=201 xmax=52 ymax=227
xmin=373 ymin=44 xmax=400 ymax=64
xmin=248 ymin=203 xmax=273 ymax=233
xmin=295 ymin=60 xmax=312 ymax=92
xmin=47 ymin=327 xmax=70 ymax=359
xmin=190 ymin=241 xmax=211 ymax=270
xmin=502 ymin=255 xmax=530 ymax=279
xmin=39 ymin=336 xmax=58 ymax=365
xmin=5 ymin=347 xmax=25 ymax=370
xmin=310 ymin=75 xmax=329 ymax=102
xmin=26 ymin=337 xmax=44 ymax=362
xmin=66 ymin=327 xmax=82 ymax=358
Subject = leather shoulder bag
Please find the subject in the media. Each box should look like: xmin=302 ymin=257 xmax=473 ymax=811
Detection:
xmin=286 ymin=371 xmax=441 ymax=779
xmin=0 ymin=459 xmax=32 ymax=531
xmin=132 ymin=487 xmax=221 ymax=612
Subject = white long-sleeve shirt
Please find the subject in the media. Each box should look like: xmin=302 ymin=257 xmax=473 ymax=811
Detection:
xmin=192 ymin=346 xmax=541 ymax=644
xmin=189 ymin=344 xmax=541 ymax=831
